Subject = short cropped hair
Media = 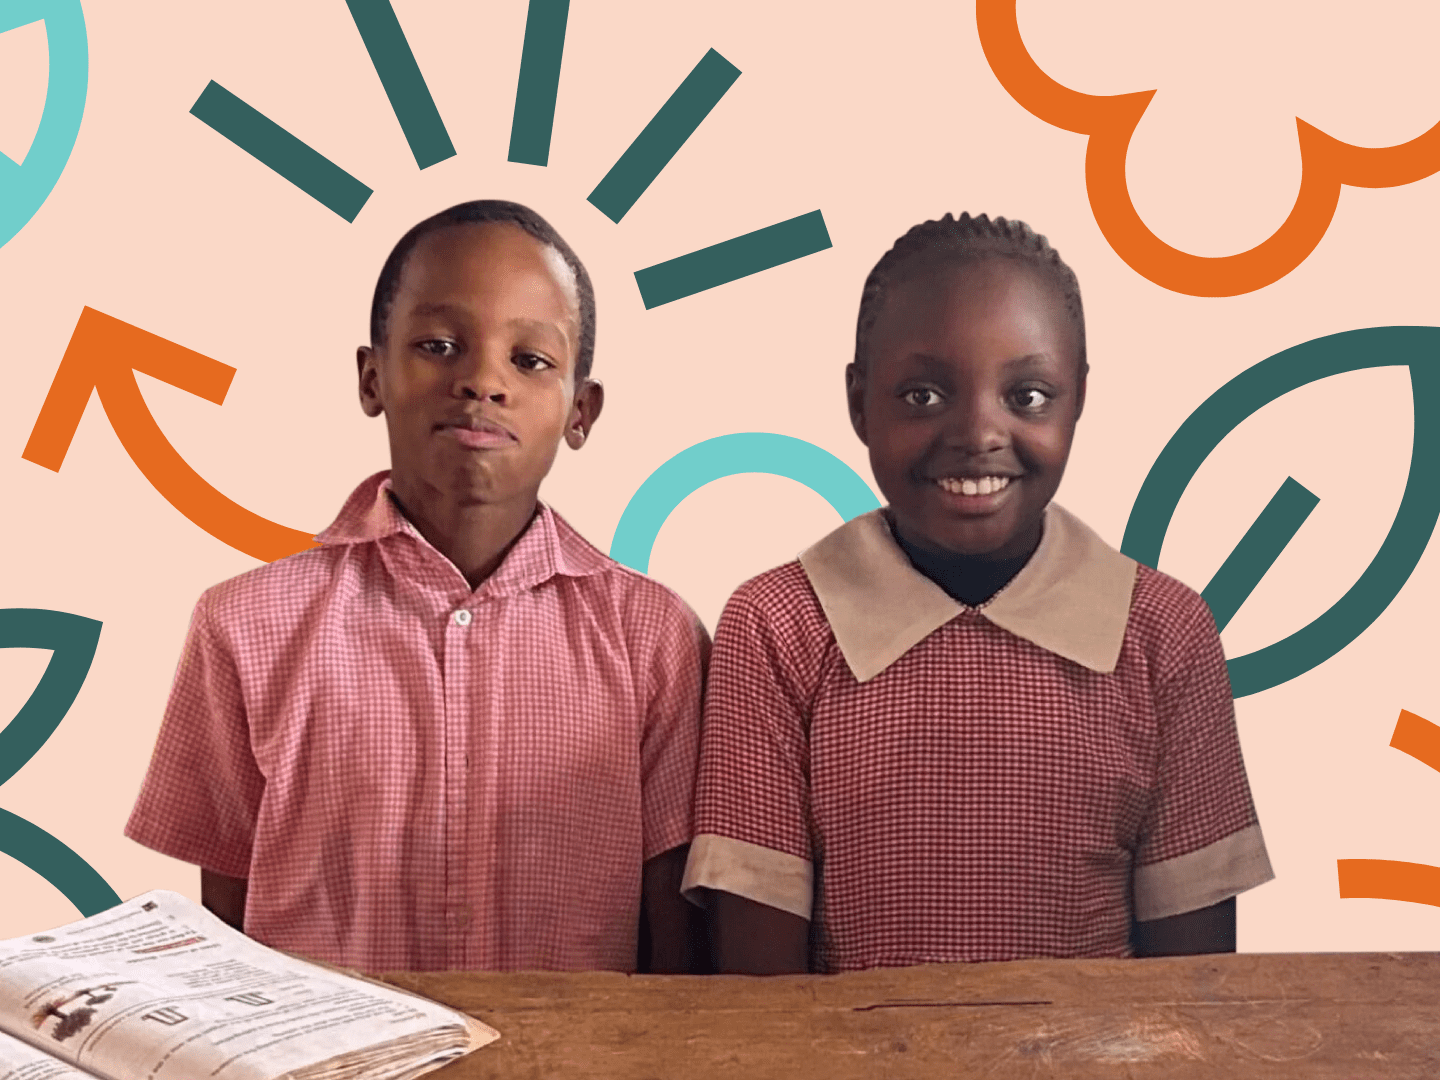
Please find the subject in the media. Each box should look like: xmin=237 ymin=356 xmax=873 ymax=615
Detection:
xmin=369 ymin=200 xmax=597 ymax=381
xmin=855 ymin=212 xmax=1085 ymax=373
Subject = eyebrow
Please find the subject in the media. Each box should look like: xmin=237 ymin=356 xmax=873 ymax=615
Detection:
xmin=902 ymin=351 xmax=1058 ymax=370
xmin=407 ymin=303 xmax=569 ymax=336
xmin=1002 ymin=352 xmax=1058 ymax=370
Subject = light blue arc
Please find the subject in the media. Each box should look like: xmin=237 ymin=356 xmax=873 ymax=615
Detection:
xmin=609 ymin=433 xmax=880 ymax=572
xmin=0 ymin=0 xmax=89 ymax=250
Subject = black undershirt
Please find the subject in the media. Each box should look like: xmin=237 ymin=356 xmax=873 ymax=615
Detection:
xmin=890 ymin=515 xmax=1037 ymax=607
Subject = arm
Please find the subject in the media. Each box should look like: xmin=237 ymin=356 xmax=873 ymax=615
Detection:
xmin=126 ymin=596 xmax=265 ymax=906
xmin=1132 ymin=896 xmax=1234 ymax=957
xmin=639 ymin=845 xmax=707 ymax=973
xmin=201 ymin=869 xmax=249 ymax=933
xmin=683 ymin=584 xmax=820 ymax=975
xmin=711 ymin=891 xmax=808 ymax=974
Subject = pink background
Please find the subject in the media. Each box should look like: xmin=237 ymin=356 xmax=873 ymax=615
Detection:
xmin=2 ymin=0 xmax=1439 ymax=950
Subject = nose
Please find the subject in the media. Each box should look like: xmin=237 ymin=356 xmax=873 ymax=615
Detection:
xmin=945 ymin=387 xmax=1009 ymax=455
xmin=452 ymin=345 xmax=510 ymax=404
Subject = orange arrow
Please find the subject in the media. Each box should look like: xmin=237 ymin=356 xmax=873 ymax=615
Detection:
xmin=22 ymin=307 xmax=319 ymax=563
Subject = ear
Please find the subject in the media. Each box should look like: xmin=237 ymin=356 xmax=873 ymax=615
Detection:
xmin=565 ymin=378 xmax=605 ymax=450
xmin=845 ymin=362 xmax=869 ymax=446
xmin=357 ymin=345 xmax=384 ymax=418
xmin=1074 ymin=362 xmax=1088 ymax=422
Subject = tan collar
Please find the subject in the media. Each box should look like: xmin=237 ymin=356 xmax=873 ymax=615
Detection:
xmin=798 ymin=503 xmax=1137 ymax=683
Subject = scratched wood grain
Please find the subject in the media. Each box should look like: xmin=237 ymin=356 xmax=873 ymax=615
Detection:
xmin=386 ymin=953 xmax=1440 ymax=1078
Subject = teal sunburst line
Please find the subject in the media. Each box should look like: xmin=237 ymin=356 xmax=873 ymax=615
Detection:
xmin=588 ymin=48 xmax=740 ymax=224
xmin=508 ymin=0 xmax=571 ymax=166
xmin=189 ymin=81 xmax=372 ymax=222
xmin=634 ymin=210 xmax=832 ymax=308
xmin=344 ymin=0 xmax=455 ymax=169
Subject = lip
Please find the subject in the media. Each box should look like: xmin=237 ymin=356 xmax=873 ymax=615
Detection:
xmin=436 ymin=415 xmax=517 ymax=449
xmin=929 ymin=474 xmax=1019 ymax=515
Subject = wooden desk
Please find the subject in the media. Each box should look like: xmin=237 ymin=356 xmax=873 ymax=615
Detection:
xmin=388 ymin=953 xmax=1440 ymax=1078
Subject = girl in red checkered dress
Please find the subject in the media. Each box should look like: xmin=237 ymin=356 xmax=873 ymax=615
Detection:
xmin=682 ymin=214 xmax=1273 ymax=974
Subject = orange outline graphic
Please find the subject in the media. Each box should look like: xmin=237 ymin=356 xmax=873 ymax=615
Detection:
xmin=1337 ymin=710 xmax=1440 ymax=909
xmin=976 ymin=0 xmax=1440 ymax=296
xmin=22 ymin=308 xmax=318 ymax=563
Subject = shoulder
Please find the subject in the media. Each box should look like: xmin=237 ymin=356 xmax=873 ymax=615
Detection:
xmin=192 ymin=545 xmax=349 ymax=638
xmin=715 ymin=561 xmax=834 ymax=673
xmin=726 ymin=560 xmax=826 ymax=626
xmin=1128 ymin=564 xmax=1214 ymax=636
xmin=549 ymin=508 xmax=706 ymax=639
xmin=1124 ymin=564 xmax=1224 ymax=678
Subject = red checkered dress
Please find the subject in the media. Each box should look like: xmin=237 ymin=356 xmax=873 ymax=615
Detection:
xmin=685 ymin=506 xmax=1271 ymax=973
xmin=126 ymin=472 xmax=708 ymax=973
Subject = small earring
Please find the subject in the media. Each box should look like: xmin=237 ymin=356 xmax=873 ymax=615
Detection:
xmin=572 ymin=429 xmax=586 ymax=444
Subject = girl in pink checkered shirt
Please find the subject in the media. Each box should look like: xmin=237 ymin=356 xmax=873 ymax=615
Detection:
xmin=683 ymin=213 xmax=1273 ymax=974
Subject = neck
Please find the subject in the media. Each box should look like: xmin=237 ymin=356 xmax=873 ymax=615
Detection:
xmin=890 ymin=516 xmax=1039 ymax=607
xmin=388 ymin=478 xmax=539 ymax=590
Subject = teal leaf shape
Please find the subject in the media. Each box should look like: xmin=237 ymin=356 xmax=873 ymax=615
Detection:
xmin=0 ymin=608 xmax=119 ymax=914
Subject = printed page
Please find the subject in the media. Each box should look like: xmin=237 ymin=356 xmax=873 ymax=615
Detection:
xmin=0 ymin=1031 xmax=100 ymax=1080
xmin=0 ymin=892 xmax=497 ymax=1080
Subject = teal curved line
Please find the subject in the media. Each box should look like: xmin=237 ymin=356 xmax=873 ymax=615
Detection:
xmin=0 ymin=607 xmax=113 ymax=914
xmin=0 ymin=807 xmax=119 ymax=915
xmin=1122 ymin=326 xmax=1440 ymax=698
xmin=0 ymin=608 xmax=102 ymax=788
xmin=0 ymin=0 xmax=89 ymax=249
xmin=610 ymin=433 xmax=880 ymax=572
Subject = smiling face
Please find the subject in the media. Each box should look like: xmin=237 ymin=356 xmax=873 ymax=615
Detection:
xmin=848 ymin=256 xmax=1085 ymax=560
xmin=356 ymin=222 xmax=602 ymax=517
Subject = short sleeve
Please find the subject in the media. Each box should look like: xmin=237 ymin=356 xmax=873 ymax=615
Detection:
xmin=635 ymin=586 xmax=710 ymax=862
xmin=1132 ymin=597 xmax=1275 ymax=921
xmin=124 ymin=593 xmax=264 ymax=879
xmin=682 ymin=582 xmax=816 ymax=919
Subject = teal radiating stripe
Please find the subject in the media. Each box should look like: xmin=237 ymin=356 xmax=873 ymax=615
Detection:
xmin=344 ymin=0 xmax=455 ymax=169
xmin=634 ymin=210 xmax=832 ymax=308
xmin=587 ymin=48 xmax=740 ymax=223
xmin=508 ymin=0 xmax=571 ymax=166
xmin=190 ymin=82 xmax=372 ymax=221
xmin=1201 ymin=477 xmax=1319 ymax=632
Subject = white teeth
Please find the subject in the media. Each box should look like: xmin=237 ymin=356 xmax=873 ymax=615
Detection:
xmin=936 ymin=476 xmax=1011 ymax=496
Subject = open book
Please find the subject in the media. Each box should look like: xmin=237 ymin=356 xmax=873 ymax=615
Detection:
xmin=0 ymin=890 xmax=498 ymax=1080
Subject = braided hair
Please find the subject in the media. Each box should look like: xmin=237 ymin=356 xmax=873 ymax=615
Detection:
xmin=369 ymin=200 xmax=597 ymax=381
xmin=854 ymin=212 xmax=1085 ymax=374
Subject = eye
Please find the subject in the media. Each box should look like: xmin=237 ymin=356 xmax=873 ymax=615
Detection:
xmin=902 ymin=388 xmax=944 ymax=408
xmin=418 ymin=339 xmax=458 ymax=358
xmin=514 ymin=351 xmax=555 ymax=372
xmin=1012 ymin=387 xmax=1053 ymax=410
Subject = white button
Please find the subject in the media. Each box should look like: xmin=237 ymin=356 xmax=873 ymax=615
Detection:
xmin=452 ymin=609 xmax=472 ymax=626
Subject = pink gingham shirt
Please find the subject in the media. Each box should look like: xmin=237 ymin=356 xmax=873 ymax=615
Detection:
xmin=126 ymin=472 xmax=708 ymax=973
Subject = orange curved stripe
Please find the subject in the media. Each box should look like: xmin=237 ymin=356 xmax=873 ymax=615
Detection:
xmin=976 ymin=0 xmax=1440 ymax=297
xmin=96 ymin=367 xmax=320 ymax=563
xmin=1337 ymin=859 xmax=1440 ymax=908
xmin=1390 ymin=709 xmax=1440 ymax=773
xmin=22 ymin=308 xmax=318 ymax=564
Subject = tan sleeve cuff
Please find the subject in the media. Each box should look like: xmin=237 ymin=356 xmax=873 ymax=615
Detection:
xmin=1134 ymin=823 xmax=1276 ymax=922
xmin=681 ymin=834 xmax=814 ymax=920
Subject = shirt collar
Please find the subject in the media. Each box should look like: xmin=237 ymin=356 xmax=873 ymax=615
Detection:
xmin=798 ymin=502 xmax=1137 ymax=683
xmin=314 ymin=471 xmax=612 ymax=593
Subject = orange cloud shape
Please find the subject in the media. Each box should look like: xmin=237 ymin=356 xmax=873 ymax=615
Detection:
xmin=976 ymin=0 xmax=1440 ymax=297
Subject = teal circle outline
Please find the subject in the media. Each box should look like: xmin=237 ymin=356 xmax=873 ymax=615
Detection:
xmin=610 ymin=433 xmax=880 ymax=572
xmin=1122 ymin=326 xmax=1440 ymax=698
xmin=0 ymin=0 xmax=89 ymax=250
